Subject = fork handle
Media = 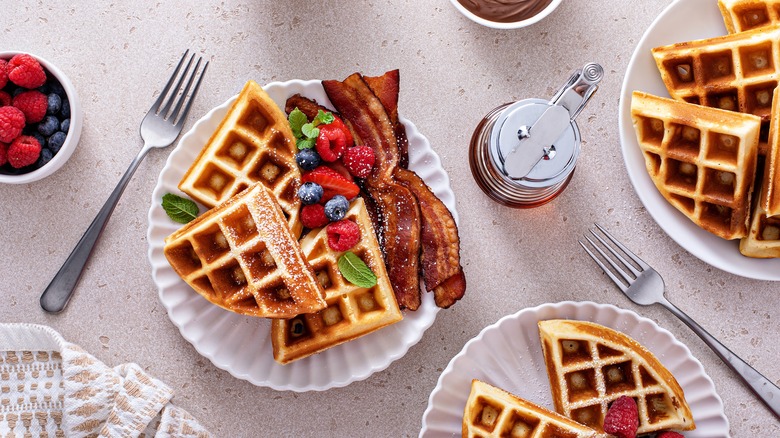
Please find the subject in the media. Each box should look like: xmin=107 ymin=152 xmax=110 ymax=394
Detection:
xmin=40 ymin=144 xmax=152 ymax=313
xmin=661 ymin=299 xmax=780 ymax=419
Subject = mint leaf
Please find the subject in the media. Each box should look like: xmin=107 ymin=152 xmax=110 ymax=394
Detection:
xmin=301 ymin=123 xmax=320 ymax=139
xmin=338 ymin=252 xmax=377 ymax=288
xmin=288 ymin=108 xmax=307 ymax=138
xmin=297 ymin=137 xmax=315 ymax=149
xmin=314 ymin=109 xmax=334 ymax=125
xmin=162 ymin=193 xmax=199 ymax=224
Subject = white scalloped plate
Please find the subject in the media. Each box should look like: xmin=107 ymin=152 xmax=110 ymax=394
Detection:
xmin=420 ymin=301 xmax=728 ymax=437
xmin=147 ymin=79 xmax=456 ymax=391
xmin=618 ymin=0 xmax=780 ymax=280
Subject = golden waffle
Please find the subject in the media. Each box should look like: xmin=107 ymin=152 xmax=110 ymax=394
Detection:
xmin=631 ymin=91 xmax=761 ymax=240
xmin=178 ymin=80 xmax=302 ymax=237
xmin=740 ymin=176 xmax=780 ymax=256
xmin=763 ymin=86 xmax=780 ymax=216
xmin=163 ymin=183 xmax=325 ymax=319
xmin=719 ymin=0 xmax=780 ymax=33
xmin=538 ymin=320 xmax=695 ymax=436
xmin=652 ymin=24 xmax=780 ymax=153
xmin=271 ymin=198 xmax=402 ymax=364
xmin=463 ymin=380 xmax=599 ymax=438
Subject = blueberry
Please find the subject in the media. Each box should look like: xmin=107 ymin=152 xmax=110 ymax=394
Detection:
xmin=295 ymin=148 xmax=321 ymax=171
xmin=48 ymin=80 xmax=65 ymax=97
xmin=47 ymin=131 xmax=67 ymax=154
xmin=297 ymin=182 xmax=323 ymax=205
xmin=60 ymin=99 xmax=70 ymax=118
xmin=9 ymin=85 xmax=25 ymax=97
xmin=60 ymin=118 xmax=70 ymax=133
xmin=47 ymin=94 xmax=61 ymax=115
xmin=35 ymin=148 xmax=53 ymax=168
xmin=324 ymin=195 xmax=349 ymax=221
xmin=38 ymin=116 xmax=59 ymax=136
xmin=31 ymin=132 xmax=46 ymax=148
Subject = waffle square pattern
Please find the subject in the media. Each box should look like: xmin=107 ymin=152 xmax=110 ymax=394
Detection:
xmin=462 ymin=380 xmax=599 ymax=438
xmin=163 ymin=183 xmax=326 ymax=319
xmin=178 ymin=80 xmax=303 ymax=237
xmin=630 ymin=91 xmax=761 ymax=239
xmin=271 ymin=198 xmax=402 ymax=364
xmin=719 ymin=0 xmax=780 ymax=33
xmin=538 ymin=320 xmax=695 ymax=436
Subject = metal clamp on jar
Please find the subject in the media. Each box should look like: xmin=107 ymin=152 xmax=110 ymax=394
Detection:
xmin=469 ymin=62 xmax=604 ymax=208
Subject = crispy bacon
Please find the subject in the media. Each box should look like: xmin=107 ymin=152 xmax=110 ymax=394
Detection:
xmin=364 ymin=70 xmax=409 ymax=169
xmin=395 ymin=168 xmax=464 ymax=291
xmin=433 ymin=268 xmax=466 ymax=309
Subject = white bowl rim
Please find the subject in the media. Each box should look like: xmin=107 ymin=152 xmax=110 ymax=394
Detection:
xmin=448 ymin=0 xmax=562 ymax=30
xmin=0 ymin=50 xmax=83 ymax=184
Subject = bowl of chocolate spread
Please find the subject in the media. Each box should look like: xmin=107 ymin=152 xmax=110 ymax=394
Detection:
xmin=450 ymin=0 xmax=561 ymax=29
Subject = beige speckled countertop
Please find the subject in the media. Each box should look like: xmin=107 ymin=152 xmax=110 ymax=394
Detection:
xmin=1 ymin=1 xmax=778 ymax=436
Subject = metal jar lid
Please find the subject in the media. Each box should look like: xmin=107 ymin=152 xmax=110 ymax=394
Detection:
xmin=490 ymin=63 xmax=604 ymax=187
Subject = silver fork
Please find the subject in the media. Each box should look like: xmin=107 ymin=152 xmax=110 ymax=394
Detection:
xmin=40 ymin=50 xmax=208 ymax=313
xmin=580 ymin=224 xmax=780 ymax=419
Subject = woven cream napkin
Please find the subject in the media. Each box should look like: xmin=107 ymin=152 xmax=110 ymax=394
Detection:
xmin=0 ymin=323 xmax=211 ymax=437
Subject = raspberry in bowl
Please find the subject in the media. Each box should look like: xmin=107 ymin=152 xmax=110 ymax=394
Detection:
xmin=0 ymin=51 xmax=82 ymax=184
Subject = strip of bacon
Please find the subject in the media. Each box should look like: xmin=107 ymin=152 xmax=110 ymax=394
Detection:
xmin=364 ymin=70 xmax=409 ymax=169
xmin=433 ymin=269 xmax=466 ymax=309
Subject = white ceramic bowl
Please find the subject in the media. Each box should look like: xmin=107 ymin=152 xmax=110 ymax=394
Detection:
xmin=449 ymin=0 xmax=562 ymax=29
xmin=0 ymin=51 xmax=82 ymax=184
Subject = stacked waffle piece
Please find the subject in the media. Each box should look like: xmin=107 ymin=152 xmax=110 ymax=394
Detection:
xmin=630 ymin=2 xmax=780 ymax=256
xmin=164 ymin=80 xmax=406 ymax=364
xmin=462 ymin=320 xmax=694 ymax=437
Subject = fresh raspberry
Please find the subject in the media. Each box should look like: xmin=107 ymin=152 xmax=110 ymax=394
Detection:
xmin=301 ymin=204 xmax=329 ymax=229
xmin=0 ymin=59 xmax=7 ymax=89
xmin=0 ymin=106 xmax=26 ymax=143
xmin=0 ymin=91 xmax=11 ymax=107
xmin=7 ymin=135 xmax=41 ymax=168
xmin=603 ymin=396 xmax=639 ymax=438
xmin=7 ymin=54 xmax=46 ymax=89
xmin=316 ymin=124 xmax=347 ymax=162
xmin=13 ymin=90 xmax=47 ymax=123
xmin=327 ymin=220 xmax=361 ymax=251
xmin=0 ymin=143 xmax=8 ymax=166
xmin=301 ymin=166 xmax=360 ymax=202
xmin=342 ymin=145 xmax=376 ymax=178
xmin=656 ymin=433 xmax=684 ymax=438
xmin=329 ymin=115 xmax=354 ymax=148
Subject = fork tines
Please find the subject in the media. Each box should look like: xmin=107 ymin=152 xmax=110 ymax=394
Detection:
xmin=578 ymin=224 xmax=650 ymax=291
xmin=153 ymin=50 xmax=209 ymax=126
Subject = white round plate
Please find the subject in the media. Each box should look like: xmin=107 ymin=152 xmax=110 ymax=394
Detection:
xmin=147 ymin=79 xmax=456 ymax=391
xmin=420 ymin=301 xmax=728 ymax=437
xmin=618 ymin=0 xmax=780 ymax=280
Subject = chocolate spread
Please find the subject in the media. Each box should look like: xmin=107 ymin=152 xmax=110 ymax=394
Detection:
xmin=456 ymin=0 xmax=554 ymax=23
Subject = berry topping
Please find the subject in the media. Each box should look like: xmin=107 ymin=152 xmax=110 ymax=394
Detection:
xmin=37 ymin=115 xmax=59 ymax=137
xmin=328 ymin=115 xmax=354 ymax=148
xmin=0 ymin=106 xmax=26 ymax=143
xmin=324 ymin=195 xmax=350 ymax=222
xmin=7 ymin=135 xmax=41 ymax=168
xmin=47 ymin=131 xmax=67 ymax=154
xmin=315 ymin=124 xmax=347 ymax=162
xmin=0 ymin=91 xmax=10 ymax=107
xmin=35 ymin=147 xmax=53 ymax=168
xmin=47 ymin=93 xmax=62 ymax=115
xmin=13 ymin=90 xmax=47 ymax=123
xmin=301 ymin=204 xmax=329 ymax=229
xmin=7 ymin=54 xmax=47 ymax=89
xmin=327 ymin=220 xmax=361 ymax=251
xmin=603 ymin=396 xmax=639 ymax=438
xmin=0 ymin=59 xmax=7 ymax=89
xmin=343 ymin=145 xmax=376 ymax=178
xmin=0 ymin=143 xmax=7 ymax=166
xmin=302 ymin=166 xmax=360 ymax=202
xmin=656 ymin=433 xmax=684 ymax=438
xmin=295 ymin=148 xmax=321 ymax=171
xmin=298 ymin=181 xmax=324 ymax=205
